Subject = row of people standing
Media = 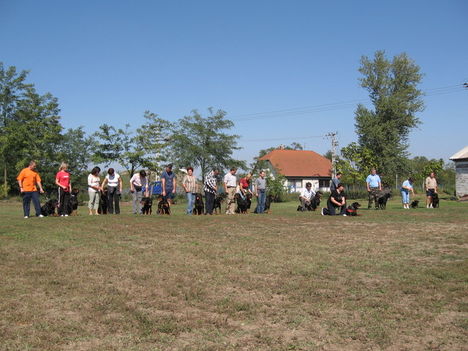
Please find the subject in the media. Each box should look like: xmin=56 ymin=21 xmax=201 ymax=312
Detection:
xmin=220 ymin=168 xmax=267 ymax=215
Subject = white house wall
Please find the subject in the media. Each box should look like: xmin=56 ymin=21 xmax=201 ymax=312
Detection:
xmin=455 ymin=160 xmax=468 ymax=197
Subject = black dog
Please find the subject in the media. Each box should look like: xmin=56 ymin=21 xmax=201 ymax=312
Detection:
xmin=377 ymin=191 xmax=391 ymax=210
xmin=310 ymin=191 xmax=322 ymax=211
xmin=235 ymin=193 xmax=250 ymax=214
xmin=213 ymin=193 xmax=227 ymax=214
xmin=67 ymin=188 xmax=80 ymax=215
xmin=41 ymin=199 xmax=58 ymax=216
xmin=141 ymin=197 xmax=153 ymax=215
xmin=98 ymin=189 xmax=108 ymax=214
xmin=346 ymin=202 xmax=361 ymax=216
xmin=431 ymin=193 xmax=439 ymax=208
xmin=157 ymin=197 xmax=171 ymax=215
xmin=193 ymin=193 xmax=204 ymax=215
xmin=410 ymin=200 xmax=419 ymax=208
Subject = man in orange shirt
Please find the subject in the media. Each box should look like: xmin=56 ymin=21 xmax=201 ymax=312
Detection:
xmin=17 ymin=160 xmax=45 ymax=218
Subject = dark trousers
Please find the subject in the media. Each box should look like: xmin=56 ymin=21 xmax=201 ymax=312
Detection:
xmin=324 ymin=199 xmax=346 ymax=215
xmin=22 ymin=191 xmax=41 ymax=217
xmin=58 ymin=188 xmax=70 ymax=215
xmin=205 ymin=191 xmax=215 ymax=214
xmin=107 ymin=187 xmax=120 ymax=214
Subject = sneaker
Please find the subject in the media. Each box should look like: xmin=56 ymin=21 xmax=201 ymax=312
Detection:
xmin=64 ymin=214 xmax=69 ymax=217
xmin=343 ymin=214 xmax=347 ymax=216
xmin=321 ymin=208 xmax=325 ymax=216
xmin=24 ymin=216 xmax=29 ymax=219
xmin=60 ymin=215 xmax=64 ymax=217
xmin=38 ymin=214 xmax=44 ymax=218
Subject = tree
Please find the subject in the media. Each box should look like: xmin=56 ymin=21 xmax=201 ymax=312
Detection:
xmin=170 ymin=108 xmax=245 ymax=182
xmin=353 ymin=50 xmax=424 ymax=177
xmin=135 ymin=111 xmax=173 ymax=173
xmin=92 ymin=123 xmax=146 ymax=177
xmin=0 ymin=63 xmax=32 ymax=196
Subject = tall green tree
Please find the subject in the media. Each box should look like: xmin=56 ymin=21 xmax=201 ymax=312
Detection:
xmin=170 ymin=108 xmax=245 ymax=182
xmin=91 ymin=124 xmax=145 ymax=177
xmin=353 ymin=50 xmax=424 ymax=177
xmin=0 ymin=63 xmax=32 ymax=196
xmin=135 ymin=111 xmax=173 ymax=173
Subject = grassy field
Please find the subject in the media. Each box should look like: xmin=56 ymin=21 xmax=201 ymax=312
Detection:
xmin=0 ymin=198 xmax=467 ymax=351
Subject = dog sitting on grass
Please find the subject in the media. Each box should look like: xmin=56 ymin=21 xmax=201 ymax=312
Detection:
xmin=345 ymin=202 xmax=361 ymax=216
xmin=41 ymin=199 xmax=59 ymax=216
xmin=410 ymin=200 xmax=420 ymax=208
xmin=235 ymin=193 xmax=251 ymax=214
xmin=98 ymin=189 xmax=108 ymax=214
xmin=141 ymin=197 xmax=153 ymax=215
xmin=67 ymin=188 xmax=80 ymax=215
xmin=193 ymin=193 xmax=204 ymax=215
xmin=213 ymin=193 xmax=227 ymax=214
xmin=431 ymin=193 xmax=439 ymax=208
xmin=157 ymin=196 xmax=170 ymax=215
xmin=377 ymin=190 xmax=392 ymax=210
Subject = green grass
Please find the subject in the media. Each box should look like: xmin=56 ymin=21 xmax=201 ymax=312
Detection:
xmin=0 ymin=198 xmax=467 ymax=350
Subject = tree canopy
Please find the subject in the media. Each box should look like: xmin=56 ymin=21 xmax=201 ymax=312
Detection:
xmin=169 ymin=108 xmax=245 ymax=182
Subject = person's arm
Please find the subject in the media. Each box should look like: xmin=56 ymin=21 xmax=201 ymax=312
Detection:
xmin=129 ymin=177 xmax=135 ymax=193
xmin=144 ymin=179 xmax=149 ymax=197
xmin=37 ymin=181 xmax=44 ymax=194
xmin=182 ymin=176 xmax=188 ymax=193
xmin=55 ymin=175 xmax=63 ymax=189
xmin=101 ymin=177 xmax=108 ymax=189
xmin=161 ymin=176 xmax=166 ymax=196
xmin=378 ymin=180 xmax=382 ymax=191
xmin=366 ymin=177 xmax=370 ymax=192
xmin=172 ymin=176 xmax=177 ymax=193
xmin=17 ymin=171 xmax=24 ymax=193
xmin=118 ymin=176 xmax=123 ymax=192
xmin=330 ymin=196 xmax=341 ymax=206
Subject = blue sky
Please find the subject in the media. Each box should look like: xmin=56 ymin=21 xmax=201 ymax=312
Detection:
xmin=1 ymin=0 xmax=467 ymax=167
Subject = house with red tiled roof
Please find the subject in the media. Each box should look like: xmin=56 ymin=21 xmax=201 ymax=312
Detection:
xmin=259 ymin=148 xmax=332 ymax=192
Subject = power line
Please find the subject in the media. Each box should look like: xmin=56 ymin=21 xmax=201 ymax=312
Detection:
xmin=241 ymin=135 xmax=324 ymax=142
xmin=229 ymin=83 xmax=466 ymax=123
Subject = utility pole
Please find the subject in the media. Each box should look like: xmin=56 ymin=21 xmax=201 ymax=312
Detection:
xmin=325 ymin=132 xmax=338 ymax=177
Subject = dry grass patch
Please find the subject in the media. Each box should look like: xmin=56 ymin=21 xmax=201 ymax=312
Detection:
xmin=0 ymin=200 xmax=467 ymax=350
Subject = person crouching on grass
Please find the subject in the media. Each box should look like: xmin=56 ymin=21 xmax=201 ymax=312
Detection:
xmin=321 ymin=183 xmax=346 ymax=216
xmin=400 ymin=177 xmax=415 ymax=209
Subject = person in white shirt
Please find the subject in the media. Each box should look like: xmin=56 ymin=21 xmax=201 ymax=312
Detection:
xmin=130 ymin=170 xmax=149 ymax=214
xmin=223 ymin=167 xmax=237 ymax=214
xmin=87 ymin=166 xmax=101 ymax=215
xmin=101 ymin=168 xmax=123 ymax=214
xmin=298 ymin=182 xmax=315 ymax=211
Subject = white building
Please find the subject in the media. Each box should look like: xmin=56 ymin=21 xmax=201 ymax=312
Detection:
xmin=259 ymin=149 xmax=332 ymax=193
xmin=450 ymin=146 xmax=468 ymax=197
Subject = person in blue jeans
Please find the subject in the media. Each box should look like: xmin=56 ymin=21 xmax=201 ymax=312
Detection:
xmin=182 ymin=167 xmax=197 ymax=214
xmin=255 ymin=171 xmax=267 ymax=213
xmin=161 ymin=164 xmax=177 ymax=206
xmin=400 ymin=177 xmax=415 ymax=209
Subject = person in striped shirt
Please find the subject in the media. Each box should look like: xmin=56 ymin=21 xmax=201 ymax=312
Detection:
xmin=204 ymin=169 xmax=219 ymax=215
